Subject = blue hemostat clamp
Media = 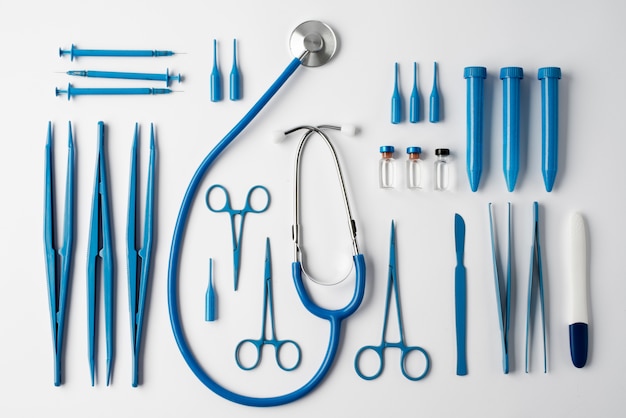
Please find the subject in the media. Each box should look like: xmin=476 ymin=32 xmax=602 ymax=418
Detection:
xmin=464 ymin=66 xmax=487 ymax=192
xmin=500 ymin=67 xmax=523 ymax=192
xmin=127 ymin=123 xmax=156 ymax=387
xmin=538 ymin=67 xmax=561 ymax=192
xmin=44 ymin=122 xmax=75 ymax=386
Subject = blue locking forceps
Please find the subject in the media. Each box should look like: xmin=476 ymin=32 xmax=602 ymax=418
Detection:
xmin=205 ymin=184 xmax=270 ymax=290
xmin=44 ymin=122 xmax=75 ymax=386
xmin=235 ymin=238 xmax=301 ymax=371
xmin=87 ymin=121 xmax=114 ymax=386
xmin=127 ymin=123 xmax=156 ymax=387
xmin=354 ymin=220 xmax=430 ymax=381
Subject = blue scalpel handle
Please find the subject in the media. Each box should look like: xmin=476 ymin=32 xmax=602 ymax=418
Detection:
xmin=454 ymin=213 xmax=467 ymax=376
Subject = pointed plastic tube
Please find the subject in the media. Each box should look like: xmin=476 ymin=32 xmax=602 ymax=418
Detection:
xmin=500 ymin=67 xmax=523 ymax=192
xmin=409 ymin=62 xmax=420 ymax=123
xmin=211 ymin=39 xmax=222 ymax=102
xmin=230 ymin=39 xmax=241 ymax=101
xmin=391 ymin=63 xmax=401 ymax=124
xmin=538 ymin=67 xmax=561 ymax=192
xmin=429 ymin=62 xmax=440 ymax=123
xmin=464 ymin=66 xmax=487 ymax=192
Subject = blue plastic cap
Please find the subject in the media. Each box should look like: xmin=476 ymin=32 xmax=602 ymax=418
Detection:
xmin=406 ymin=146 xmax=422 ymax=154
xmin=538 ymin=67 xmax=562 ymax=80
xmin=500 ymin=67 xmax=524 ymax=79
xmin=569 ymin=322 xmax=588 ymax=368
xmin=464 ymin=66 xmax=487 ymax=79
xmin=380 ymin=145 xmax=395 ymax=153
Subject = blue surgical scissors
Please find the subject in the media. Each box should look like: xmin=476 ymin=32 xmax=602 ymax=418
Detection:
xmin=44 ymin=121 xmax=75 ymax=386
xmin=235 ymin=238 xmax=302 ymax=371
xmin=205 ymin=184 xmax=270 ymax=290
xmin=127 ymin=123 xmax=156 ymax=387
xmin=87 ymin=121 xmax=114 ymax=386
xmin=354 ymin=220 xmax=430 ymax=381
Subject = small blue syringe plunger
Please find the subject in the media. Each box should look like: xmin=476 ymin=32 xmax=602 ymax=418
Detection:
xmin=59 ymin=44 xmax=175 ymax=61
xmin=55 ymin=84 xmax=172 ymax=100
xmin=66 ymin=69 xmax=181 ymax=87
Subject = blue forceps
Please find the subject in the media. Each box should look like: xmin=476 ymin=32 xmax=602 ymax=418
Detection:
xmin=525 ymin=201 xmax=547 ymax=373
xmin=355 ymin=221 xmax=430 ymax=381
xmin=127 ymin=123 xmax=156 ymax=387
xmin=206 ymin=184 xmax=270 ymax=290
xmin=87 ymin=121 xmax=114 ymax=386
xmin=488 ymin=202 xmax=512 ymax=374
xmin=44 ymin=122 xmax=75 ymax=386
xmin=235 ymin=238 xmax=302 ymax=371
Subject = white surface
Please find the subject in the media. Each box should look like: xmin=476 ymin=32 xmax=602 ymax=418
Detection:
xmin=1 ymin=0 xmax=625 ymax=416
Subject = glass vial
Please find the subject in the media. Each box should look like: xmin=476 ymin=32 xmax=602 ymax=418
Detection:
xmin=379 ymin=145 xmax=395 ymax=188
xmin=434 ymin=148 xmax=450 ymax=191
xmin=406 ymin=146 xmax=423 ymax=189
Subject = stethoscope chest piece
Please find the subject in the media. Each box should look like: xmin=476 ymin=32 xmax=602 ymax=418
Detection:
xmin=290 ymin=20 xmax=337 ymax=67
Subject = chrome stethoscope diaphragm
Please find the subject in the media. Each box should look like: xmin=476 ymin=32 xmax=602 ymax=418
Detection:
xmin=290 ymin=20 xmax=337 ymax=67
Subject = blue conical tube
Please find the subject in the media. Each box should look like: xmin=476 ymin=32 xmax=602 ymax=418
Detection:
xmin=538 ymin=67 xmax=561 ymax=192
xmin=464 ymin=66 xmax=487 ymax=192
xmin=391 ymin=63 xmax=402 ymax=124
xmin=500 ymin=67 xmax=524 ymax=192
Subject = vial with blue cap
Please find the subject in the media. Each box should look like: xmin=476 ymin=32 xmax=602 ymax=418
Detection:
xmin=379 ymin=146 xmax=395 ymax=189
xmin=406 ymin=146 xmax=423 ymax=189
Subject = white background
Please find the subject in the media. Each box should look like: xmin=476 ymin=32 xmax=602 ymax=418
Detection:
xmin=1 ymin=0 xmax=624 ymax=416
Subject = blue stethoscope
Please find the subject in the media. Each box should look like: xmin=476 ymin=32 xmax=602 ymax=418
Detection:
xmin=168 ymin=21 xmax=366 ymax=407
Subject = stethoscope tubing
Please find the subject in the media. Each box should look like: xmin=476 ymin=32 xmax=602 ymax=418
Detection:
xmin=168 ymin=56 xmax=366 ymax=407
